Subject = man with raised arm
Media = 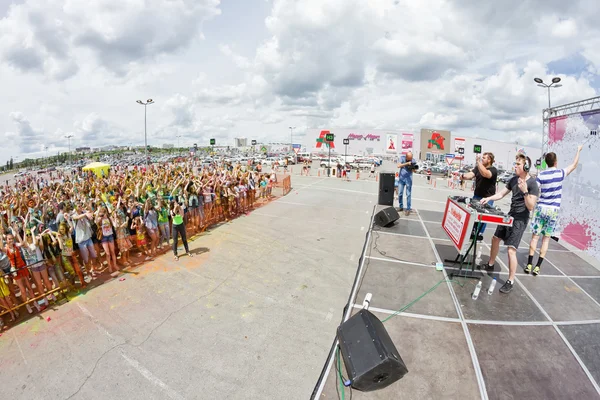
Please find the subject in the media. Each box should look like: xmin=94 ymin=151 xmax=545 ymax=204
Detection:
xmin=525 ymin=145 xmax=582 ymax=275
xmin=461 ymin=152 xmax=498 ymax=240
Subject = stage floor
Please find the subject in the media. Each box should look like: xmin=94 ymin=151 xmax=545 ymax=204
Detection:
xmin=316 ymin=205 xmax=600 ymax=400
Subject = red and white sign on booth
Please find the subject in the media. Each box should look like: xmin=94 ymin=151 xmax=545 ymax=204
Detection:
xmin=442 ymin=197 xmax=471 ymax=252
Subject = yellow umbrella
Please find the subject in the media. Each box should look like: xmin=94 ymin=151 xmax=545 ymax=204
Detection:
xmin=82 ymin=162 xmax=110 ymax=178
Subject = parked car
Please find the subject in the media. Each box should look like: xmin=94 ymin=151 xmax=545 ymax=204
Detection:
xmin=498 ymin=171 xmax=514 ymax=183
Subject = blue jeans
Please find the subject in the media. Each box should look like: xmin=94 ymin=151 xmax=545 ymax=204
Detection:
xmin=398 ymin=180 xmax=412 ymax=210
xmin=472 ymin=195 xmax=493 ymax=234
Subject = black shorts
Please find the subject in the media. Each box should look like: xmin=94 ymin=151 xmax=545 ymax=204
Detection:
xmin=494 ymin=219 xmax=527 ymax=249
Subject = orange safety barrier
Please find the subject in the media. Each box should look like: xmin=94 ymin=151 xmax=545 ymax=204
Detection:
xmin=0 ymin=183 xmax=288 ymax=330
xmin=282 ymin=175 xmax=291 ymax=195
xmin=0 ymin=265 xmax=74 ymax=320
xmin=273 ymin=174 xmax=292 ymax=196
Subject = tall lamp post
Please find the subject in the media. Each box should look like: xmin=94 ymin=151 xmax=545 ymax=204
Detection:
xmin=534 ymin=77 xmax=562 ymax=109
xmin=289 ymin=126 xmax=296 ymax=163
xmin=534 ymin=77 xmax=561 ymax=160
xmin=136 ymin=98 xmax=154 ymax=170
xmin=176 ymin=134 xmax=182 ymax=156
xmin=65 ymin=134 xmax=74 ymax=166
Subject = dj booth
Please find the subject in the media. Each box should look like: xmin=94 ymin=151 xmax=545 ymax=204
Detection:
xmin=441 ymin=196 xmax=513 ymax=278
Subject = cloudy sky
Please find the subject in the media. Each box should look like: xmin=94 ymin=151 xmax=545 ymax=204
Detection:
xmin=0 ymin=0 xmax=599 ymax=163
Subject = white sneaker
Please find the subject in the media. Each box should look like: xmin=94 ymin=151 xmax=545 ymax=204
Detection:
xmin=26 ymin=303 xmax=33 ymax=314
xmin=34 ymin=301 xmax=41 ymax=312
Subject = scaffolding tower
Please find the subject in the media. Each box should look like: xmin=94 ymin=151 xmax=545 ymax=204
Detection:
xmin=543 ymin=96 xmax=600 ymax=154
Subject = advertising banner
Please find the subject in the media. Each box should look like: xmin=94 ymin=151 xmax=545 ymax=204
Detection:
xmin=401 ymin=133 xmax=413 ymax=154
xmin=548 ymin=109 xmax=600 ymax=258
xmin=454 ymin=137 xmax=465 ymax=160
xmin=386 ymin=134 xmax=398 ymax=153
xmin=442 ymin=198 xmax=471 ymax=252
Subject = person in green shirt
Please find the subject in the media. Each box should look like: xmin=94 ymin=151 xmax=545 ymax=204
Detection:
xmin=157 ymin=198 xmax=170 ymax=248
xmin=170 ymin=201 xmax=193 ymax=261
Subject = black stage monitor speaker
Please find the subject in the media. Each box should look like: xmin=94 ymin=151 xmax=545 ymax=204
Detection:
xmin=378 ymin=172 xmax=395 ymax=206
xmin=374 ymin=207 xmax=399 ymax=227
xmin=337 ymin=309 xmax=408 ymax=392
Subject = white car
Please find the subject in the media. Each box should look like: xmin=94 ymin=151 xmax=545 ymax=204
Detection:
xmin=320 ymin=158 xmax=343 ymax=168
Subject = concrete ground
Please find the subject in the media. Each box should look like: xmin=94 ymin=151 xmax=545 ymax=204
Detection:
xmin=0 ymin=166 xmax=377 ymax=399
xmin=4 ymin=160 xmax=600 ymax=400
xmin=315 ymin=162 xmax=600 ymax=400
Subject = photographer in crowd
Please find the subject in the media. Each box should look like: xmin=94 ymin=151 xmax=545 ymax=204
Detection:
xmin=396 ymin=151 xmax=418 ymax=216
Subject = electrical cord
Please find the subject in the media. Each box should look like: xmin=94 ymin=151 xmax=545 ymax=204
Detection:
xmin=318 ymin=208 xmax=476 ymax=399
xmin=311 ymin=205 xmax=377 ymax=400
xmin=335 ymin=346 xmax=352 ymax=400
xmin=372 ymin=230 xmax=430 ymax=265
xmin=334 ymin=276 xmax=470 ymax=399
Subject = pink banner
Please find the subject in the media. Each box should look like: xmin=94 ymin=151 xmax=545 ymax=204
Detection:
xmin=401 ymin=133 xmax=413 ymax=154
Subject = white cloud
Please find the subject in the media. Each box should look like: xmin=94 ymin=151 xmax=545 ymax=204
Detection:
xmin=0 ymin=0 xmax=599 ymax=162
xmin=219 ymin=44 xmax=252 ymax=69
xmin=0 ymin=0 xmax=221 ymax=79
xmin=552 ymin=18 xmax=578 ymax=38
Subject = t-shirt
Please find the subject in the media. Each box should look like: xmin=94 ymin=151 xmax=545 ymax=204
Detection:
xmin=506 ymin=175 xmax=540 ymax=221
xmin=173 ymin=214 xmax=184 ymax=225
xmin=158 ymin=207 xmax=169 ymax=223
xmin=536 ymin=167 xmax=566 ymax=208
xmin=398 ymin=155 xmax=416 ymax=183
xmin=101 ymin=218 xmax=113 ymax=237
xmin=73 ymin=214 xmax=93 ymax=243
xmin=61 ymin=234 xmax=74 ymax=256
xmin=0 ymin=251 xmax=11 ymax=273
xmin=473 ymin=165 xmax=498 ymax=198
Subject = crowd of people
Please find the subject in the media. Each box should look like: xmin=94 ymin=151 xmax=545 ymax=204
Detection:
xmin=0 ymin=160 xmax=281 ymax=327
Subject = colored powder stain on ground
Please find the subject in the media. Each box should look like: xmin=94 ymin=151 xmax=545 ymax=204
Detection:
xmin=29 ymin=323 xmax=42 ymax=334
xmin=65 ymin=291 xmax=85 ymax=302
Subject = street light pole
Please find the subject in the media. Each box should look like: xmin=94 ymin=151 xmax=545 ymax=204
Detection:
xmin=289 ymin=126 xmax=296 ymax=163
xmin=136 ymin=99 xmax=154 ymax=170
xmin=534 ymin=77 xmax=562 ymax=157
xmin=176 ymin=135 xmax=182 ymax=156
xmin=534 ymin=77 xmax=562 ymax=109
xmin=64 ymin=134 xmax=74 ymax=166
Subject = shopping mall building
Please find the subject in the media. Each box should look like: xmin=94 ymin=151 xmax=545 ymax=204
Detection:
xmin=301 ymin=128 xmax=542 ymax=170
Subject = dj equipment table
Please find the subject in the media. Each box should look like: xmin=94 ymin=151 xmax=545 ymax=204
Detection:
xmin=441 ymin=196 xmax=514 ymax=279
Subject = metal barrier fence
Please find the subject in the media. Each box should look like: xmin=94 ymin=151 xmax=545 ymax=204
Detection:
xmin=0 ymin=176 xmax=294 ymax=327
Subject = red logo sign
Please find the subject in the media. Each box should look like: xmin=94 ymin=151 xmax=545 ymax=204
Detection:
xmin=427 ymin=131 xmax=445 ymax=150
xmin=316 ymin=130 xmax=335 ymax=149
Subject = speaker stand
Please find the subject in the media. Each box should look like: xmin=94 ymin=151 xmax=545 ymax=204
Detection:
xmin=446 ymin=228 xmax=483 ymax=280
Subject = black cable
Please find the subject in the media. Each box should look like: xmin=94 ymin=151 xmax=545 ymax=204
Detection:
xmin=371 ymin=230 xmax=428 ymax=265
xmin=310 ymin=204 xmax=376 ymax=399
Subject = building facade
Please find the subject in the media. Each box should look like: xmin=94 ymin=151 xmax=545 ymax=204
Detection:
xmin=303 ymin=128 xmax=542 ymax=170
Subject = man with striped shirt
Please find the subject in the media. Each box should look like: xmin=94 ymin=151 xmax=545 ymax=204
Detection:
xmin=526 ymin=145 xmax=582 ymax=275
